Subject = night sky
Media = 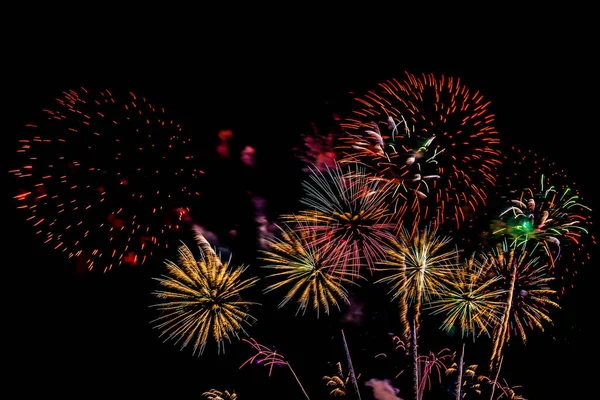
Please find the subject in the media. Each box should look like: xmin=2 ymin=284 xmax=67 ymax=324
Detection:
xmin=8 ymin=19 xmax=598 ymax=399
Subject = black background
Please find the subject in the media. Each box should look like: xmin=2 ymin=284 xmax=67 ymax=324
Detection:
xmin=7 ymin=15 xmax=598 ymax=399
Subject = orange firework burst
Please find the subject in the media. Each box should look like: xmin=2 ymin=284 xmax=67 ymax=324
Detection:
xmin=338 ymin=71 xmax=501 ymax=234
xmin=10 ymin=88 xmax=204 ymax=273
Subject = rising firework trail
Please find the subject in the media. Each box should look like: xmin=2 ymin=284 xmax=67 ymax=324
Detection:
xmin=480 ymin=241 xmax=559 ymax=372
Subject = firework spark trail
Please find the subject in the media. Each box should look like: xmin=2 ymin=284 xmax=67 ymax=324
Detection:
xmin=376 ymin=225 xmax=459 ymax=400
xmin=428 ymin=255 xmax=505 ymax=400
xmin=341 ymin=329 xmax=362 ymax=400
xmin=284 ymin=161 xmax=397 ymax=276
xmin=417 ymin=348 xmax=452 ymax=400
xmin=202 ymin=389 xmax=238 ymax=400
xmin=445 ymin=361 xmax=482 ymax=398
xmin=323 ymin=361 xmax=363 ymax=398
xmin=428 ymin=255 xmax=505 ymax=340
xmin=479 ymin=371 xmax=527 ymax=400
xmin=339 ymin=71 xmax=501 ymax=233
xmin=261 ymin=221 xmax=361 ymax=317
xmin=374 ymin=335 xmax=408 ymax=380
xmin=482 ymin=241 xmax=559 ymax=372
xmin=490 ymin=147 xmax=595 ymax=294
xmin=498 ymin=176 xmax=591 ymax=257
xmin=376 ymin=225 xmax=460 ymax=327
xmin=240 ymin=338 xmax=311 ymax=400
xmin=11 ymin=88 xmax=204 ymax=272
xmin=151 ymin=231 xmax=259 ymax=355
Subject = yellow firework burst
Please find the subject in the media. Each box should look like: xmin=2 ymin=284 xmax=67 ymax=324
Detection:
xmin=483 ymin=241 xmax=559 ymax=371
xmin=429 ymin=255 xmax=505 ymax=340
xmin=376 ymin=225 xmax=459 ymax=400
xmin=151 ymin=230 xmax=259 ymax=355
xmin=261 ymin=222 xmax=361 ymax=317
xmin=376 ymin=225 xmax=459 ymax=316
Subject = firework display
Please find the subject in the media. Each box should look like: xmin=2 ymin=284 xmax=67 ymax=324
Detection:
xmin=376 ymin=225 xmax=460 ymax=400
xmin=490 ymin=147 xmax=595 ymax=293
xmin=261 ymin=221 xmax=359 ymax=317
xmin=428 ymin=255 xmax=505 ymax=400
xmin=497 ymin=175 xmax=590 ymax=264
xmin=376 ymin=226 xmax=459 ymax=313
xmin=338 ymin=72 xmax=502 ymax=232
xmin=428 ymin=255 xmax=505 ymax=340
xmin=11 ymin=88 xmax=203 ymax=272
xmin=151 ymin=231 xmax=259 ymax=355
xmin=284 ymin=161 xmax=396 ymax=275
xmin=480 ymin=241 xmax=559 ymax=371
xmin=12 ymin=70 xmax=593 ymax=399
